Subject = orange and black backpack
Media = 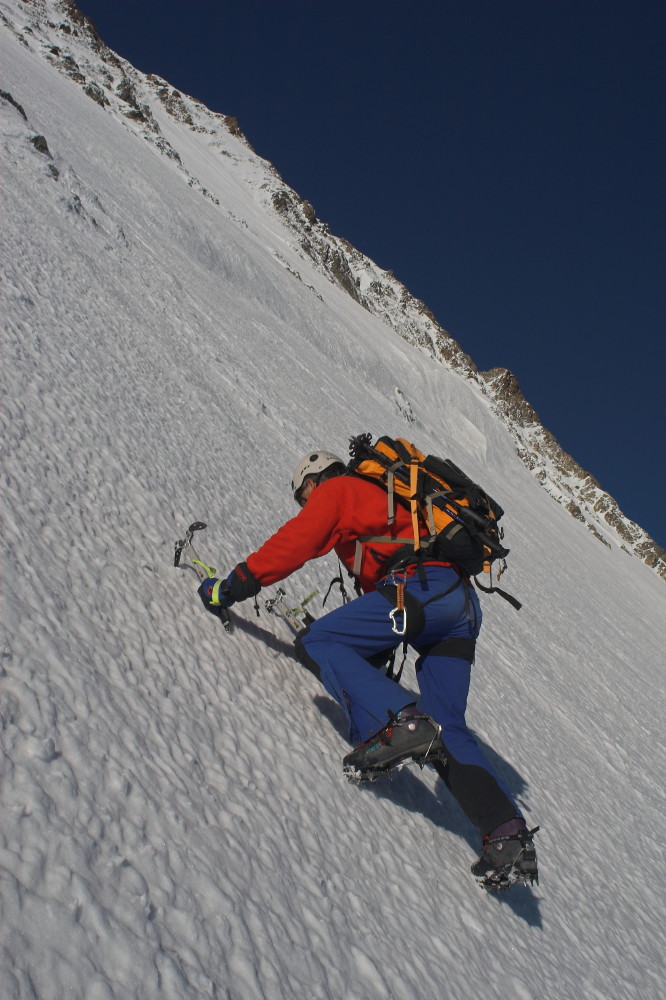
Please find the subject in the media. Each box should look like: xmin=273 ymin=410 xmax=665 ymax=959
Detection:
xmin=347 ymin=433 xmax=521 ymax=609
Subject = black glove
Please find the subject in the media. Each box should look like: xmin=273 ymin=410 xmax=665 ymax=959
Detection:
xmin=198 ymin=575 xmax=234 ymax=616
xmin=198 ymin=562 xmax=260 ymax=616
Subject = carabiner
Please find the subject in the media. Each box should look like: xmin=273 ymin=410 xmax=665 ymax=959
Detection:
xmin=390 ymin=605 xmax=407 ymax=636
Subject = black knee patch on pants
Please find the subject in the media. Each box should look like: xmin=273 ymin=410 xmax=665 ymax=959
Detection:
xmin=294 ymin=627 xmax=321 ymax=681
xmin=433 ymin=746 xmax=516 ymax=836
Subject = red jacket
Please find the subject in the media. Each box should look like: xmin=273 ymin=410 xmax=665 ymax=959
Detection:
xmin=246 ymin=474 xmax=435 ymax=593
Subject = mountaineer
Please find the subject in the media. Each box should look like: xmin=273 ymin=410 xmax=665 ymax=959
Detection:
xmin=199 ymin=444 xmax=538 ymax=889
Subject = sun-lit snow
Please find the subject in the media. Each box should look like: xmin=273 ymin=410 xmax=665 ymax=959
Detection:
xmin=1 ymin=3 xmax=665 ymax=999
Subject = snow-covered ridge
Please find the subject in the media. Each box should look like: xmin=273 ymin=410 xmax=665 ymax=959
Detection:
xmin=3 ymin=0 xmax=663 ymax=580
xmin=264 ymin=149 xmax=666 ymax=581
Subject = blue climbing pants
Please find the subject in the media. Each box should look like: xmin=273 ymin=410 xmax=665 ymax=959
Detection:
xmin=299 ymin=565 xmax=520 ymax=834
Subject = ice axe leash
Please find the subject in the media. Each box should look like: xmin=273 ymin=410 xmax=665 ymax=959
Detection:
xmin=174 ymin=521 xmax=231 ymax=632
xmin=264 ymin=587 xmax=319 ymax=636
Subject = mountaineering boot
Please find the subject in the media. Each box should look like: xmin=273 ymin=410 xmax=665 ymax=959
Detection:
xmin=343 ymin=705 xmax=446 ymax=779
xmin=471 ymin=819 xmax=539 ymax=890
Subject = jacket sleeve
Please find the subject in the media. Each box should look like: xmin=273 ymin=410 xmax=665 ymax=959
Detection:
xmin=245 ymin=482 xmax=346 ymax=587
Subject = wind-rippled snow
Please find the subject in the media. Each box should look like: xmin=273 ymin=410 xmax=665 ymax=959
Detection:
xmin=1 ymin=4 xmax=665 ymax=998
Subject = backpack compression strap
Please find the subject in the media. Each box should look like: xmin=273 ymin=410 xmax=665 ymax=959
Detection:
xmin=410 ymin=457 xmax=421 ymax=552
xmin=352 ymin=536 xmax=414 ymax=577
xmin=474 ymin=575 xmax=523 ymax=610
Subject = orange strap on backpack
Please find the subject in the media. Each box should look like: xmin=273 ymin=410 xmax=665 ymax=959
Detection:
xmin=410 ymin=457 xmax=421 ymax=552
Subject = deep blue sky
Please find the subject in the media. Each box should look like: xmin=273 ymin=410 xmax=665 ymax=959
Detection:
xmin=78 ymin=0 xmax=665 ymax=550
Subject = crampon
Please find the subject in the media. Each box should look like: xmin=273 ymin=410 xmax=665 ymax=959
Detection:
xmin=472 ymin=826 xmax=540 ymax=891
xmin=343 ymin=745 xmax=448 ymax=782
xmin=342 ymin=707 xmax=447 ymax=782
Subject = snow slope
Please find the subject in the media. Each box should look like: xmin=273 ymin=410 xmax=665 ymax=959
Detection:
xmin=1 ymin=3 xmax=665 ymax=998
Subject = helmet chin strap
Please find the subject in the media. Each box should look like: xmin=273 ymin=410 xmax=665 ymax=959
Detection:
xmin=296 ymin=476 xmax=317 ymax=507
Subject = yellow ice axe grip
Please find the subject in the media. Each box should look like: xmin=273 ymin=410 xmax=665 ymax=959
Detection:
xmin=193 ymin=558 xmax=217 ymax=578
xmin=192 ymin=560 xmax=226 ymax=604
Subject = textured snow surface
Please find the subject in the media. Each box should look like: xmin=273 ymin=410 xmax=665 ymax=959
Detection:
xmin=1 ymin=4 xmax=665 ymax=999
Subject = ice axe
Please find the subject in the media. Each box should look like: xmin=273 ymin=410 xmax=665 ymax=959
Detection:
xmin=174 ymin=521 xmax=231 ymax=632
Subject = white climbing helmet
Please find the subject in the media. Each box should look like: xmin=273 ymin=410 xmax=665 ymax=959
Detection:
xmin=291 ymin=451 xmax=345 ymax=499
